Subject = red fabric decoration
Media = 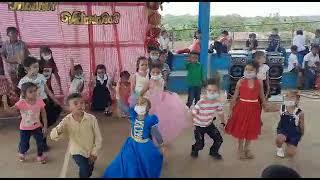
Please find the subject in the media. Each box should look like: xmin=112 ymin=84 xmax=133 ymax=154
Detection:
xmin=146 ymin=2 xmax=160 ymax=10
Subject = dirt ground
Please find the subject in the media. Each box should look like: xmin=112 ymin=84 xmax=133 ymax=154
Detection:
xmin=0 ymin=95 xmax=319 ymax=178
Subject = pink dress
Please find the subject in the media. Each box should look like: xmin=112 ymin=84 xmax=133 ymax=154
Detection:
xmin=145 ymin=79 xmax=192 ymax=144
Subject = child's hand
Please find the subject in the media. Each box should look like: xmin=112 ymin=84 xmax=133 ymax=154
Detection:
xmin=89 ymin=155 xmax=97 ymax=163
xmin=2 ymin=95 xmax=7 ymax=103
xmin=219 ymin=122 xmax=226 ymax=132
xmin=42 ymin=127 xmax=48 ymax=137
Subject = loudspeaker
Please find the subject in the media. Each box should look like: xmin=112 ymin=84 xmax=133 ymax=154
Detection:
xmin=228 ymin=54 xmax=248 ymax=99
xmin=229 ymin=55 xmax=248 ymax=78
xmin=266 ymin=55 xmax=284 ymax=96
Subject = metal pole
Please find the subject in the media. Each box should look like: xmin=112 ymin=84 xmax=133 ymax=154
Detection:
xmin=198 ymin=2 xmax=210 ymax=78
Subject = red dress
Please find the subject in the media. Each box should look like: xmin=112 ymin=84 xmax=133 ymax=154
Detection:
xmin=225 ymin=79 xmax=262 ymax=140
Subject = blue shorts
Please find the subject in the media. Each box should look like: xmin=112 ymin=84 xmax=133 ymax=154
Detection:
xmin=277 ymin=130 xmax=301 ymax=146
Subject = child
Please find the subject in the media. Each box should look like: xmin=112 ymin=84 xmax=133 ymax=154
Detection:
xmin=255 ymin=51 xmax=270 ymax=99
xmin=265 ymin=90 xmax=304 ymax=158
xmin=91 ymin=64 xmax=113 ymax=116
xmin=288 ymin=45 xmax=303 ymax=89
xmin=129 ymin=56 xmax=149 ymax=107
xmin=50 ymin=93 xmax=102 ymax=178
xmin=147 ymin=45 xmax=161 ymax=71
xmin=225 ymin=63 xmax=267 ymax=160
xmin=185 ymin=51 xmax=204 ymax=108
xmin=39 ymin=46 xmax=63 ymax=94
xmin=116 ymin=71 xmax=131 ymax=118
xmin=246 ymin=33 xmax=258 ymax=51
xmin=18 ymin=56 xmax=62 ymax=151
xmin=176 ymin=30 xmax=201 ymax=54
xmin=102 ymin=96 xmax=164 ymax=178
xmin=2 ymin=82 xmax=47 ymax=163
xmin=191 ymin=78 xmax=225 ymax=160
xmin=261 ymin=164 xmax=301 ymax=178
xmin=69 ymin=59 xmax=85 ymax=95
xmin=159 ymin=50 xmax=171 ymax=90
xmin=39 ymin=46 xmax=63 ymax=130
xmin=145 ymin=63 xmax=191 ymax=144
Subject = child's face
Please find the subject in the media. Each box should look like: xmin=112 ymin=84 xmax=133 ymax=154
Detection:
xmin=257 ymin=56 xmax=266 ymax=65
xmin=135 ymin=98 xmax=150 ymax=115
xmin=25 ymin=86 xmax=38 ymax=100
xmin=75 ymin=69 xmax=83 ymax=76
xmin=96 ymin=68 xmax=106 ymax=78
xmin=244 ymin=65 xmax=257 ymax=79
xmin=149 ymin=51 xmax=160 ymax=61
xmin=206 ymin=84 xmax=219 ymax=94
xmin=159 ymin=53 xmax=167 ymax=63
xmin=139 ymin=60 xmax=148 ymax=72
xmin=68 ymin=97 xmax=85 ymax=114
xmin=150 ymin=68 xmax=161 ymax=76
xmin=26 ymin=63 xmax=39 ymax=75
xmin=41 ymin=52 xmax=52 ymax=61
xmin=120 ymin=76 xmax=130 ymax=82
xmin=162 ymin=32 xmax=168 ymax=38
xmin=188 ymin=54 xmax=199 ymax=63
xmin=284 ymin=92 xmax=298 ymax=106
xmin=311 ymin=47 xmax=318 ymax=56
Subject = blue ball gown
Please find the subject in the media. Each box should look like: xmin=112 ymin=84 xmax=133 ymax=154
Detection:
xmin=102 ymin=108 xmax=163 ymax=178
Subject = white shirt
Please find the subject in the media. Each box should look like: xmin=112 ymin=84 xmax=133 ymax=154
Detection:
xmin=302 ymin=52 xmax=320 ymax=69
xmin=158 ymin=36 xmax=170 ymax=50
xmin=287 ymin=53 xmax=299 ymax=72
xmin=292 ymin=35 xmax=306 ymax=52
xmin=69 ymin=75 xmax=85 ymax=94
xmin=257 ymin=64 xmax=270 ymax=80
xmin=18 ymin=74 xmax=48 ymax=99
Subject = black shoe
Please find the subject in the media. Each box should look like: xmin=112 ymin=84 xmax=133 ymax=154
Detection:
xmin=191 ymin=150 xmax=198 ymax=158
xmin=209 ymin=152 xmax=222 ymax=160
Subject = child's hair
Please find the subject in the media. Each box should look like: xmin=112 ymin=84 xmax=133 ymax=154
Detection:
xmin=137 ymin=96 xmax=151 ymax=110
xmin=147 ymin=45 xmax=160 ymax=54
xmin=74 ymin=64 xmax=83 ymax=72
xmin=136 ymin=56 xmax=148 ymax=72
xmin=296 ymin=30 xmax=303 ymax=35
xmin=291 ymin=45 xmax=298 ymax=52
xmin=6 ymin=26 xmax=18 ymax=35
xmin=311 ymin=44 xmax=319 ymax=51
xmin=40 ymin=46 xmax=52 ymax=56
xmin=20 ymin=82 xmax=38 ymax=99
xmin=95 ymin=64 xmax=106 ymax=76
xmin=161 ymin=29 xmax=167 ymax=36
xmin=150 ymin=63 xmax=163 ymax=72
xmin=23 ymin=56 xmax=38 ymax=68
xmin=261 ymin=165 xmax=301 ymax=178
xmin=246 ymin=62 xmax=259 ymax=71
xmin=286 ymin=90 xmax=301 ymax=102
xmin=189 ymin=51 xmax=200 ymax=57
xmin=272 ymin=28 xmax=279 ymax=33
xmin=120 ymin=70 xmax=130 ymax=79
xmin=193 ymin=29 xmax=201 ymax=39
xmin=66 ymin=93 xmax=82 ymax=103
xmin=249 ymin=33 xmax=256 ymax=39
xmin=254 ymin=51 xmax=266 ymax=60
xmin=221 ymin=30 xmax=229 ymax=36
xmin=205 ymin=78 xmax=220 ymax=89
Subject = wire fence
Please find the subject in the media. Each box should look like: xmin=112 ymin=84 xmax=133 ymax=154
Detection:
xmin=166 ymin=20 xmax=320 ymax=50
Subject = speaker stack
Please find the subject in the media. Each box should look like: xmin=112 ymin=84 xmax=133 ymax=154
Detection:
xmin=227 ymin=54 xmax=248 ymax=99
xmin=266 ymin=52 xmax=284 ymax=96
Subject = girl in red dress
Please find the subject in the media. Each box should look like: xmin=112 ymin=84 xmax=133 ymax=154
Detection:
xmin=225 ymin=63 xmax=267 ymax=160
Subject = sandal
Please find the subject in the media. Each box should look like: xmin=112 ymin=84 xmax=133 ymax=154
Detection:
xmin=244 ymin=149 xmax=255 ymax=159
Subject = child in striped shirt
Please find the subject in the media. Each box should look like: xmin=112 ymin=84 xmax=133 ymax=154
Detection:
xmin=191 ymin=78 xmax=225 ymax=160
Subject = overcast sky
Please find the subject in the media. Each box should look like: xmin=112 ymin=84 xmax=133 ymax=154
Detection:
xmin=160 ymin=2 xmax=320 ymax=17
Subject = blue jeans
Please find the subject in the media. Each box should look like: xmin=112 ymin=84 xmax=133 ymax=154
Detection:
xmin=19 ymin=128 xmax=44 ymax=156
xmin=187 ymin=86 xmax=201 ymax=108
xmin=72 ymin=155 xmax=94 ymax=178
xmin=304 ymin=69 xmax=316 ymax=89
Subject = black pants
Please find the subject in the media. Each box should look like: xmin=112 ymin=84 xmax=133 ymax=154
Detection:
xmin=19 ymin=128 xmax=44 ymax=156
xmin=167 ymin=51 xmax=174 ymax=70
xmin=192 ymin=123 xmax=223 ymax=154
xmin=72 ymin=155 xmax=94 ymax=178
xmin=186 ymin=86 xmax=201 ymax=108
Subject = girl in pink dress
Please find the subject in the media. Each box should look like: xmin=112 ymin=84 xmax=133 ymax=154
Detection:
xmin=145 ymin=63 xmax=191 ymax=144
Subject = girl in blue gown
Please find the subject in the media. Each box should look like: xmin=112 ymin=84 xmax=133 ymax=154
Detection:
xmin=102 ymin=97 xmax=164 ymax=178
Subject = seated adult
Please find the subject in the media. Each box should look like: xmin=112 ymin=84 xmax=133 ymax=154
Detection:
xmin=302 ymin=44 xmax=320 ymax=89
xmin=293 ymin=30 xmax=308 ymax=56
xmin=176 ymin=29 xmax=201 ymax=54
xmin=217 ymin=30 xmax=232 ymax=53
xmin=266 ymin=28 xmax=286 ymax=56
xmin=1 ymin=27 xmax=30 ymax=87
xmin=312 ymin=29 xmax=320 ymax=46
xmin=261 ymin=164 xmax=301 ymax=178
xmin=246 ymin=33 xmax=258 ymax=51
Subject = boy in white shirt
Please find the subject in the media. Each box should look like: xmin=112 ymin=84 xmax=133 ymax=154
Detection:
xmin=288 ymin=45 xmax=303 ymax=89
xmin=302 ymin=45 xmax=320 ymax=89
xmin=292 ymin=30 xmax=306 ymax=55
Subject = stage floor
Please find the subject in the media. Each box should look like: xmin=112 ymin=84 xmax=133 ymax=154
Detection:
xmin=0 ymin=95 xmax=319 ymax=178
